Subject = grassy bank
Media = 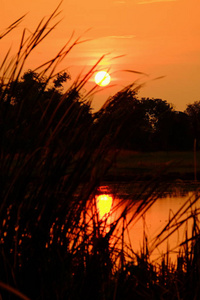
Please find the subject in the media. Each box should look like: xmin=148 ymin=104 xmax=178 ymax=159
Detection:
xmin=107 ymin=150 xmax=200 ymax=181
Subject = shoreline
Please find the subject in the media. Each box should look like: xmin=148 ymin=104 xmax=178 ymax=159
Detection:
xmin=105 ymin=171 xmax=200 ymax=182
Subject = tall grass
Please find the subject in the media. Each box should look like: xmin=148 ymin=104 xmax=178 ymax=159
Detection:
xmin=1 ymin=4 xmax=200 ymax=300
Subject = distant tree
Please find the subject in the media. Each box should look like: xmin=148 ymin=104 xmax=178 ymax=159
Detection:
xmin=53 ymin=71 xmax=71 ymax=89
xmin=3 ymin=70 xmax=70 ymax=106
xmin=94 ymin=89 xmax=151 ymax=151
xmin=0 ymin=69 xmax=93 ymax=153
xmin=45 ymin=71 xmax=71 ymax=101
xmin=167 ymin=111 xmax=192 ymax=150
xmin=185 ymin=101 xmax=200 ymax=141
xmin=95 ymin=95 xmax=193 ymax=151
xmin=140 ymin=98 xmax=178 ymax=150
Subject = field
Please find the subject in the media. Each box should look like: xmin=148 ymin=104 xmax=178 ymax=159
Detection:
xmin=107 ymin=150 xmax=200 ymax=181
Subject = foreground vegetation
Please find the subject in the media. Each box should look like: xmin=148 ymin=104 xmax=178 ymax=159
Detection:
xmin=1 ymin=4 xmax=200 ymax=299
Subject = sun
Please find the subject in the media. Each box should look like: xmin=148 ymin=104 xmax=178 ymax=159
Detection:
xmin=95 ymin=71 xmax=111 ymax=87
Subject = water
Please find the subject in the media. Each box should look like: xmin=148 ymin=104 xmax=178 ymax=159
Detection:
xmin=95 ymin=183 xmax=200 ymax=263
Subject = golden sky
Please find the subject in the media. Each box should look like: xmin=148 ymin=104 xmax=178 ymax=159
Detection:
xmin=1 ymin=0 xmax=200 ymax=111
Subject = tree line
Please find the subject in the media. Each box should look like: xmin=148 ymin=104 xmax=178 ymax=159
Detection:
xmin=95 ymin=89 xmax=197 ymax=151
xmin=1 ymin=69 xmax=200 ymax=152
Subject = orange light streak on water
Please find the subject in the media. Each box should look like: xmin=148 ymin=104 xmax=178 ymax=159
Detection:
xmin=96 ymin=194 xmax=113 ymax=220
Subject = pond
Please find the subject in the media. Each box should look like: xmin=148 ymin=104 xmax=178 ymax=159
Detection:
xmin=94 ymin=182 xmax=200 ymax=264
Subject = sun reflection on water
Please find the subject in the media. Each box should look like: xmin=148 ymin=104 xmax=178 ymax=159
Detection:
xmin=96 ymin=194 xmax=113 ymax=220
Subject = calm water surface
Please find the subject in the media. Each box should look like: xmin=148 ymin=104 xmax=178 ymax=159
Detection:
xmin=95 ymin=183 xmax=200 ymax=263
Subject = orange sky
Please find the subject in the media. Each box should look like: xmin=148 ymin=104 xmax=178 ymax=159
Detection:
xmin=1 ymin=0 xmax=200 ymax=111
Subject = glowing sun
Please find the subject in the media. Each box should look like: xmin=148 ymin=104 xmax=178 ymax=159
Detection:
xmin=95 ymin=71 xmax=111 ymax=86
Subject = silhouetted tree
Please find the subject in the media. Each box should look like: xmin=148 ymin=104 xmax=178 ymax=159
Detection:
xmin=53 ymin=71 xmax=71 ymax=89
xmin=94 ymin=88 xmax=150 ymax=150
xmin=95 ymin=95 xmax=193 ymax=151
xmin=0 ymin=69 xmax=93 ymax=153
xmin=185 ymin=101 xmax=200 ymax=149
xmin=140 ymin=98 xmax=174 ymax=150
xmin=168 ymin=111 xmax=192 ymax=150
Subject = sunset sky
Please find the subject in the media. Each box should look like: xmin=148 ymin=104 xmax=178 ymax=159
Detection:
xmin=1 ymin=0 xmax=200 ymax=111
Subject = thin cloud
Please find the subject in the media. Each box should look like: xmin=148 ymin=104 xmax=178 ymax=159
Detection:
xmin=108 ymin=35 xmax=136 ymax=39
xmin=114 ymin=1 xmax=126 ymax=3
xmin=138 ymin=0 xmax=177 ymax=4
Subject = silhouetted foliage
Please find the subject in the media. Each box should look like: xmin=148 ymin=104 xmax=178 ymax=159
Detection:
xmin=167 ymin=111 xmax=193 ymax=150
xmin=95 ymin=94 xmax=194 ymax=151
xmin=185 ymin=101 xmax=200 ymax=148
xmin=94 ymin=88 xmax=149 ymax=150
xmin=0 ymin=69 xmax=93 ymax=153
xmin=140 ymin=98 xmax=193 ymax=151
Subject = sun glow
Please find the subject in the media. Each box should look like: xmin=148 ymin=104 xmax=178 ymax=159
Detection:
xmin=96 ymin=194 xmax=113 ymax=219
xmin=95 ymin=71 xmax=111 ymax=86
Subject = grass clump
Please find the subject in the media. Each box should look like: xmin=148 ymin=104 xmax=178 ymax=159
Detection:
xmin=0 ymin=5 xmax=141 ymax=299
